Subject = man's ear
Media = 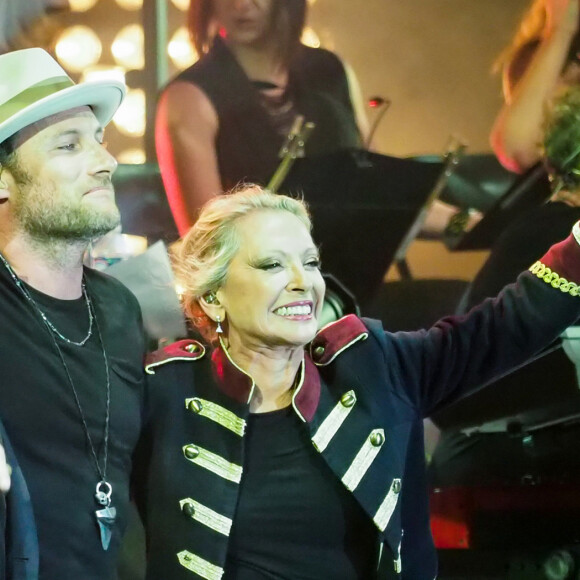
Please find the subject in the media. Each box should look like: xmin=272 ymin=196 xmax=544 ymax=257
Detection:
xmin=0 ymin=169 xmax=9 ymax=204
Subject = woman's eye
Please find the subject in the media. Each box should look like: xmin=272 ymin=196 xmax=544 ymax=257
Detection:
xmin=259 ymin=261 xmax=282 ymax=270
xmin=305 ymin=258 xmax=321 ymax=269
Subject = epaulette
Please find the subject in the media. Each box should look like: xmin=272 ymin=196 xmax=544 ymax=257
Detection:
xmin=145 ymin=339 xmax=206 ymax=375
xmin=309 ymin=314 xmax=368 ymax=366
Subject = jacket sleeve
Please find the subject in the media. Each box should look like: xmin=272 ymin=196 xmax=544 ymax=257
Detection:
xmin=0 ymin=421 xmax=39 ymax=580
xmin=375 ymin=231 xmax=580 ymax=418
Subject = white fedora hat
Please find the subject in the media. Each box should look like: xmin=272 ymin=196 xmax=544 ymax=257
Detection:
xmin=0 ymin=48 xmax=126 ymax=145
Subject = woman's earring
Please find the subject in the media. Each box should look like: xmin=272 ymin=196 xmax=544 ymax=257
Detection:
xmin=215 ymin=315 xmax=223 ymax=334
xmin=205 ymin=293 xmax=218 ymax=304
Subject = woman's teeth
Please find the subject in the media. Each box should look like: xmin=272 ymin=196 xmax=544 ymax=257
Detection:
xmin=275 ymin=305 xmax=311 ymax=316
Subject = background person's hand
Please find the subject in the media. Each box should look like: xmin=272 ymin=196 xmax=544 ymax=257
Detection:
xmin=545 ymin=0 xmax=580 ymax=35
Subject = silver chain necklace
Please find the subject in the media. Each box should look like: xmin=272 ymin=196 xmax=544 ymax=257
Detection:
xmin=0 ymin=251 xmax=116 ymax=550
xmin=0 ymin=252 xmax=93 ymax=346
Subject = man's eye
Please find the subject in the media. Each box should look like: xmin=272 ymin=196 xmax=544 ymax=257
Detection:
xmin=58 ymin=143 xmax=77 ymax=151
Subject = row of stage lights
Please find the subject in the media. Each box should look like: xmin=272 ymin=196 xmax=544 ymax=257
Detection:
xmin=57 ymin=0 xmax=321 ymax=163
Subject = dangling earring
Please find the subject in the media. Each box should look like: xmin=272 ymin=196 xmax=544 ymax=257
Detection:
xmin=215 ymin=315 xmax=223 ymax=334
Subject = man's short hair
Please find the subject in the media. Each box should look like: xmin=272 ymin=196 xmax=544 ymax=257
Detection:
xmin=0 ymin=134 xmax=17 ymax=171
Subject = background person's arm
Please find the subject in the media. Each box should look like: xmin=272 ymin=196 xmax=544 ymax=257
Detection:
xmin=155 ymin=81 xmax=222 ymax=236
xmin=343 ymin=61 xmax=370 ymax=144
xmin=490 ymin=0 xmax=579 ymax=173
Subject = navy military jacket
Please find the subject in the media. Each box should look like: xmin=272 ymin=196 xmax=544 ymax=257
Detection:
xmin=135 ymin=232 xmax=580 ymax=580
xmin=0 ymin=421 xmax=38 ymax=580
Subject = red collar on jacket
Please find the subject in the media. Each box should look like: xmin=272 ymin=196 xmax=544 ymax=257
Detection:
xmin=211 ymin=315 xmax=368 ymax=421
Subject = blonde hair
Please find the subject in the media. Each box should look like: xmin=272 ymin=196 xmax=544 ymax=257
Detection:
xmin=175 ymin=184 xmax=312 ymax=342
xmin=493 ymin=0 xmax=546 ymax=73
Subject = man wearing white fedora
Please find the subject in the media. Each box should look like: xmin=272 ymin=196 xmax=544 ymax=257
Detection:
xmin=0 ymin=48 xmax=145 ymax=579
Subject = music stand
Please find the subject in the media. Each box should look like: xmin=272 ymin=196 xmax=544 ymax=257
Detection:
xmin=113 ymin=163 xmax=180 ymax=245
xmin=413 ymin=152 xmax=517 ymax=213
xmin=280 ymin=149 xmax=445 ymax=307
xmin=443 ymin=163 xmax=552 ymax=252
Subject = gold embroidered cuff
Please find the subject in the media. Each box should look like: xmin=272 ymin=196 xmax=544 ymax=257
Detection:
xmin=529 ymin=261 xmax=580 ymax=296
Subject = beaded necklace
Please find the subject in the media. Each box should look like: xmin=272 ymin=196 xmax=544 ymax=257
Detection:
xmin=0 ymin=251 xmax=116 ymax=550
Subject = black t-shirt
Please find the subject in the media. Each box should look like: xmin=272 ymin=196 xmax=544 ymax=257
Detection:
xmin=224 ymin=406 xmax=377 ymax=580
xmin=0 ymin=265 xmax=145 ymax=580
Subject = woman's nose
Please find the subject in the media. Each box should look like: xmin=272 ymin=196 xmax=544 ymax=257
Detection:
xmin=287 ymin=264 xmax=312 ymax=291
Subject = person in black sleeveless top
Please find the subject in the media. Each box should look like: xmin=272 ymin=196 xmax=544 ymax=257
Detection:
xmin=155 ymin=0 xmax=367 ymax=235
xmin=136 ymin=185 xmax=580 ymax=580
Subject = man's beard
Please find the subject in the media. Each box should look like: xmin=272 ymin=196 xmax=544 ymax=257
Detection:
xmin=12 ymin=179 xmax=121 ymax=242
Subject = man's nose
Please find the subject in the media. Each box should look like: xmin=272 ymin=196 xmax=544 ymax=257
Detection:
xmin=91 ymin=144 xmax=117 ymax=176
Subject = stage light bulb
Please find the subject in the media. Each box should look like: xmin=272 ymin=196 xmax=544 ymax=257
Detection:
xmin=114 ymin=0 xmax=143 ymax=9
xmin=113 ymin=88 xmax=146 ymax=137
xmin=80 ymin=66 xmax=126 ymax=84
xmin=55 ymin=26 xmax=102 ymax=72
xmin=168 ymin=27 xmax=198 ymax=69
xmin=112 ymin=24 xmax=144 ymax=70
xmin=117 ymin=148 xmax=146 ymax=164
xmin=170 ymin=0 xmax=189 ymax=10
xmin=68 ymin=0 xmax=99 ymax=11
xmin=301 ymin=27 xmax=320 ymax=48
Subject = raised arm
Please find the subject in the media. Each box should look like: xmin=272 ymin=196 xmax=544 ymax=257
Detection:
xmin=370 ymin=224 xmax=580 ymax=418
xmin=155 ymin=81 xmax=222 ymax=236
xmin=490 ymin=0 xmax=580 ymax=173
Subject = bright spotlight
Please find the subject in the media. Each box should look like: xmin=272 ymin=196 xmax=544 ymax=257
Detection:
xmin=114 ymin=0 xmax=143 ymax=9
xmin=55 ymin=26 xmax=102 ymax=72
xmin=69 ymin=0 xmax=99 ymax=11
xmin=168 ymin=27 xmax=198 ymax=69
xmin=170 ymin=0 xmax=190 ymax=10
xmin=117 ymin=148 xmax=146 ymax=164
xmin=112 ymin=24 xmax=144 ymax=70
xmin=80 ymin=65 xmax=126 ymax=84
xmin=113 ymin=88 xmax=146 ymax=137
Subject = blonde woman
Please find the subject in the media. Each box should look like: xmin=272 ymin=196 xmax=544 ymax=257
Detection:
xmin=136 ymin=185 xmax=580 ymax=580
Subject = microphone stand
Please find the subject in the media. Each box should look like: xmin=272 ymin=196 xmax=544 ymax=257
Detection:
xmin=365 ymin=97 xmax=392 ymax=151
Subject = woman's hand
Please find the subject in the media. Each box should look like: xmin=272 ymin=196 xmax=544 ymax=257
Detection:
xmin=490 ymin=0 xmax=580 ymax=172
xmin=545 ymin=0 xmax=580 ymax=35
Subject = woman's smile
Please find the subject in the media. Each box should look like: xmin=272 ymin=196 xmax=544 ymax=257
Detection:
xmin=273 ymin=301 xmax=314 ymax=319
